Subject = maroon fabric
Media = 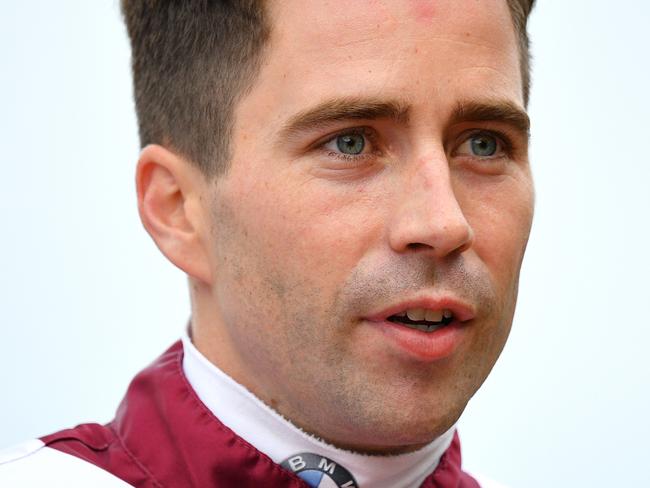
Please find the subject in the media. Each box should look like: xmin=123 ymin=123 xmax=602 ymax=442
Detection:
xmin=41 ymin=341 xmax=480 ymax=487
xmin=420 ymin=434 xmax=481 ymax=488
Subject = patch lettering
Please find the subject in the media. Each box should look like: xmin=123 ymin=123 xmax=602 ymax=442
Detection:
xmin=281 ymin=452 xmax=357 ymax=488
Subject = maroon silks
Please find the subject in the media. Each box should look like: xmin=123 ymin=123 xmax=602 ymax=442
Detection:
xmin=41 ymin=341 xmax=480 ymax=487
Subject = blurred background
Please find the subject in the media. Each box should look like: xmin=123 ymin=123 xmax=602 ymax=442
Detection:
xmin=1 ymin=1 xmax=648 ymax=486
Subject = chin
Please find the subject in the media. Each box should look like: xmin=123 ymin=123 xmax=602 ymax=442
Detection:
xmin=329 ymin=393 xmax=469 ymax=455
xmin=394 ymin=404 xmax=464 ymax=449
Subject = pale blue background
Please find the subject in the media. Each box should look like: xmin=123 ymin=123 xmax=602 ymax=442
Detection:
xmin=1 ymin=1 xmax=649 ymax=486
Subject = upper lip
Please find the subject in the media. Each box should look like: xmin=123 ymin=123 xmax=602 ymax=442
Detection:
xmin=364 ymin=294 xmax=476 ymax=323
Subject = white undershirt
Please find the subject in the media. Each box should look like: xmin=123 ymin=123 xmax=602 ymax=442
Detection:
xmin=181 ymin=333 xmax=455 ymax=488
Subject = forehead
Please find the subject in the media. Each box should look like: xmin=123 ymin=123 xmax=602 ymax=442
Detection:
xmin=268 ymin=0 xmax=516 ymax=48
xmin=237 ymin=0 xmax=522 ymax=138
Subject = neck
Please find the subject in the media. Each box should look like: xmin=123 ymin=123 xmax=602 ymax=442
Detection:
xmin=181 ymin=332 xmax=457 ymax=488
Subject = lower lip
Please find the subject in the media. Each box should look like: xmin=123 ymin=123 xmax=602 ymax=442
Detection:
xmin=368 ymin=319 xmax=466 ymax=362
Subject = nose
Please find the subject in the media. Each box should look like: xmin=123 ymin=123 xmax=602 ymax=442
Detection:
xmin=387 ymin=153 xmax=474 ymax=259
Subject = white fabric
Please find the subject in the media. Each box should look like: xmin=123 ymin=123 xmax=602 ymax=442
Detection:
xmin=0 ymin=439 xmax=133 ymax=487
xmin=182 ymin=333 xmax=457 ymax=488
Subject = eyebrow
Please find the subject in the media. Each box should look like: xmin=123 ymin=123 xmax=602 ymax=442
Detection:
xmin=450 ymin=99 xmax=530 ymax=137
xmin=278 ymin=96 xmax=410 ymax=140
xmin=277 ymin=96 xmax=530 ymax=141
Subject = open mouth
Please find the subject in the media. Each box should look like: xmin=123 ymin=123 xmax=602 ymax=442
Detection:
xmin=387 ymin=308 xmax=454 ymax=333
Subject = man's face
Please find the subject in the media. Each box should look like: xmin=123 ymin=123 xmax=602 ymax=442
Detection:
xmin=201 ymin=0 xmax=533 ymax=453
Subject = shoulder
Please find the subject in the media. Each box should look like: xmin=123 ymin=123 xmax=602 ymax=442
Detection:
xmin=471 ymin=472 xmax=510 ymax=488
xmin=0 ymin=437 xmax=134 ymax=487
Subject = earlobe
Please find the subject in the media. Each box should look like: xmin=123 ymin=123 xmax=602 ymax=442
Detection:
xmin=136 ymin=144 xmax=213 ymax=284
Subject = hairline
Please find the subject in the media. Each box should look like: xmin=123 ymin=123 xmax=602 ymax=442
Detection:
xmin=219 ymin=2 xmax=534 ymax=177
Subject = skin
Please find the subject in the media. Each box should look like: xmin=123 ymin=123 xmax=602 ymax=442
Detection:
xmin=137 ymin=0 xmax=534 ymax=454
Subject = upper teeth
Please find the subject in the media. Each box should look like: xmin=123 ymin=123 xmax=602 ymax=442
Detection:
xmin=398 ymin=308 xmax=452 ymax=322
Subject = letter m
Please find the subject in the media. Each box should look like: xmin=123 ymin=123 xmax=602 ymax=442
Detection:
xmin=318 ymin=457 xmax=336 ymax=475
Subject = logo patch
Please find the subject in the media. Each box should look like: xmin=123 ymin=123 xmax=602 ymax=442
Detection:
xmin=281 ymin=452 xmax=357 ymax=488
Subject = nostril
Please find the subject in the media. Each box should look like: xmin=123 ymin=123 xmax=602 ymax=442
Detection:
xmin=456 ymin=227 xmax=475 ymax=253
xmin=406 ymin=242 xmax=434 ymax=251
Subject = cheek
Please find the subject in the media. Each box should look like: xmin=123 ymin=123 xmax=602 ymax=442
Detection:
xmin=247 ymin=179 xmax=384 ymax=285
xmin=214 ymin=166 xmax=388 ymax=321
xmin=457 ymin=174 xmax=533 ymax=382
xmin=460 ymin=174 xmax=534 ymax=294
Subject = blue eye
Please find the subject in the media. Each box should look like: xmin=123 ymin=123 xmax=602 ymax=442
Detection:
xmin=318 ymin=129 xmax=380 ymax=172
xmin=336 ymin=133 xmax=365 ymax=155
xmin=456 ymin=132 xmax=505 ymax=159
xmin=470 ymin=134 xmax=498 ymax=156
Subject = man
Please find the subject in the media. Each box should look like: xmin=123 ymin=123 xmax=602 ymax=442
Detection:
xmin=0 ymin=0 xmax=535 ymax=486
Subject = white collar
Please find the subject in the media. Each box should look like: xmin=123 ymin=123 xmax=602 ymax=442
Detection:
xmin=181 ymin=333 xmax=455 ymax=488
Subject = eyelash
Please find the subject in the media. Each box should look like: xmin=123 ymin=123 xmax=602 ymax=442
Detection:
xmin=314 ymin=127 xmax=517 ymax=163
xmin=318 ymin=127 xmax=379 ymax=162
xmin=455 ymin=129 xmax=514 ymax=159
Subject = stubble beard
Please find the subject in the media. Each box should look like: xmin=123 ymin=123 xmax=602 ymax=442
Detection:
xmin=253 ymin=251 xmax=506 ymax=454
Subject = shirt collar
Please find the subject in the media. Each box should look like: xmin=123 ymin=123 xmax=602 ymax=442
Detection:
xmin=181 ymin=332 xmax=456 ymax=488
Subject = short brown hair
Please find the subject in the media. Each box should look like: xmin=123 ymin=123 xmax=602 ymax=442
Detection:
xmin=121 ymin=0 xmax=535 ymax=176
xmin=507 ymin=0 xmax=536 ymax=108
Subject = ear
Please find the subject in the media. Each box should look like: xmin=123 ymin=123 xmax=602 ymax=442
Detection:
xmin=136 ymin=144 xmax=212 ymax=284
